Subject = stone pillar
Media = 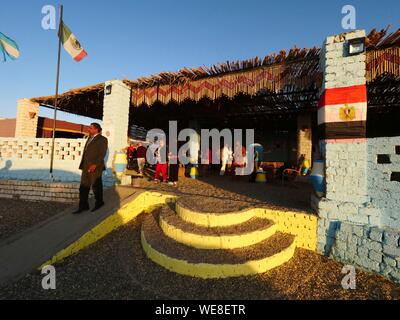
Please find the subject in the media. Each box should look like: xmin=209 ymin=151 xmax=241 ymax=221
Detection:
xmin=319 ymin=30 xmax=369 ymax=204
xmin=15 ymin=99 xmax=39 ymax=137
xmin=315 ymin=30 xmax=382 ymax=251
xmin=297 ymin=114 xmax=312 ymax=163
xmin=102 ymin=80 xmax=131 ymax=168
xmin=314 ymin=30 xmax=400 ymax=284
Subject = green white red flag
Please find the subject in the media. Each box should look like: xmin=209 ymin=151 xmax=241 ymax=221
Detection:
xmin=58 ymin=22 xmax=87 ymax=62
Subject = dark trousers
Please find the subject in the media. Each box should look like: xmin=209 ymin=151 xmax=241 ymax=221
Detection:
xmin=79 ymin=169 xmax=103 ymax=209
xmin=169 ymin=164 xmax=179 ymax=182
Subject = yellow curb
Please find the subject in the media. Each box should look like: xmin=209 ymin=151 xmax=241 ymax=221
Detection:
xmin=38 ymin=192 xmax=176 ymax=269
xmin=141 ymin=230 xmax=296 ymax=279
xmin=255 ymin=209 xmax=318 ymax=251
xmin=159 ymin=214 xmax=278 ymax=249
xmin=38 ymin=191 xmax=317 ymax=273
xmin=175 ymin=202 xmax=256 ymax=227
xmin=175 ymin=203 xmax=317 ymax=251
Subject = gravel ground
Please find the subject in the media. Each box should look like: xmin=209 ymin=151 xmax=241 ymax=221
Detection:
xmin=0 ymin=199 xmax=69 ymax=242
xmin=1 ymin=176 xmax=398 ymax=300
xmin=160 ymin=205 xmax=273 ymax=236
xmin=1 ymin=215 xmax=399 ymax=300
xmin=137 ymin=175 xmax=313 ymax=213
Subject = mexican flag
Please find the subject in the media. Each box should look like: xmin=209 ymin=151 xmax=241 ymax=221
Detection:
xmin=59 ymin=22 xmax=87 ymax=62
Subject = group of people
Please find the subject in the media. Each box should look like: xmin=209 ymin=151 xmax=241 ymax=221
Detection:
xmin=126 ymin=142 xmax=147 ymax=175
xmin=220 ymin=141 xmax=248 ymax=176
xmin=126 ymin=139 xmax=180 ymax=186
xmin=72 ymin=124 xmax=255 ymax=214
xmin=149 ymin=139 xmax=249 ymax=185
xmin=153 ymin=139 xmax=179 ymax=186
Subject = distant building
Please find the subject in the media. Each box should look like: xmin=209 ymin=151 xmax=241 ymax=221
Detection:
xmin=0 ymin=118 xmax=16 ymax=137
xmin=0 ymin=117 xmax=90 ymax=138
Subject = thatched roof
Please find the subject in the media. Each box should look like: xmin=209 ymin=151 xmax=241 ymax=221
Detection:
xmin=126 ymin=47 xmax=321 ymax=89
xmin=29 ymin=26 xmax=400 ymax=114
xmin=31 ymin=83 xmax=104 ymax=119
xmin=366 ymin=26 xmax=400 ymax=49
xmin=128 ymin=46 xmax=323 ymax=107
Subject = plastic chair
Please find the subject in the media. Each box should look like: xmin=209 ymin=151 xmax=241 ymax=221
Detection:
xmin=281 ymin=167 xmax=301 ymax=185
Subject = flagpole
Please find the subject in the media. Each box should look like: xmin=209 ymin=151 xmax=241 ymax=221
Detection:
xmin=49 ymin=4 xmax=63 ymax=175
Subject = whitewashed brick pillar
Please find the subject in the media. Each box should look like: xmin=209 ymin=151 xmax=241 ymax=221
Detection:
xmin=102 ymin=80 xmax=131 ymax=168
xmin=316 ymin=30 xmax=383 ymax=255
xmin=318 ymin=30 xmax=369 ymax=205
xmin=15 ymin=99 xmax=40 ymax=138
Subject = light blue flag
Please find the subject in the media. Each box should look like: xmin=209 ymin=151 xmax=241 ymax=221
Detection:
xmin=0 ymin=32 xmax=20 ymax=61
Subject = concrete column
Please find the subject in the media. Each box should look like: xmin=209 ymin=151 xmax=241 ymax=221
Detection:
xmin=102 ymin=80 xmax=131 ymax=168
xmin=15 ymin=99 xmax=39 ymax=137
xmin=312 ymin=30 xmax=400 ymax=283
xmin=318 ymin=30 xmax=369 ymax=204
xmin=315 ymin=30 xmax=383 ymax=251
xmin=297 ymin=114 xmax=312 ymax=163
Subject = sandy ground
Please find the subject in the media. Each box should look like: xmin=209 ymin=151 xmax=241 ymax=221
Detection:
xmin=1 ymin=215 xmax=399 ymax=300
xmin=0 ymin=199 xmax=68 ymax=243
xmin=1 ymin=176 xmax=399 ymax=300
xmin=136 ymin=174 xmax=313 ymax=213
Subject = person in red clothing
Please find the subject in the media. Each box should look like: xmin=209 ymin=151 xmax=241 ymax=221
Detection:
xmin=126 ymin=143 xmax=136 ymax=170
xmin=168 ymin=149 xmax=179 ymax=186
xmin=136 ymin=142 xmax=147 ymax=175
xmin=232 ymin=141 xmax=247 ymax=176
xmin=154 ymin=139 xmax=167 ymax=183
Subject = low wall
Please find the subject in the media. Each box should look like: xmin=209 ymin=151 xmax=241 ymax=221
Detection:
xmin=0 ymin=138 xmax=84 ymax=181
xmin=317 ymin=216 xmax=400 ymax=283
xmin=315 ymin=136 xmax=400 ymax=284
xmin=368 ymin=136 xmax=400 ymax=229
xmin=0 ymin=137 xmax=115 ymax=185
xmin=0 ymin=180 xmax=80 ymax=203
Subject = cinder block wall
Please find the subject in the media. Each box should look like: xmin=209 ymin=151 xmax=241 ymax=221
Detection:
xmin=317 ymin=220 xmax=400 ymax=281
xmin=368 ymin=137 xmax=400 ymax=229
xmin=315 ymin=30 xmax=400 ymax=283
xmin=0 ymin=180 xmax=80 ymax=203
xmin=0 ymin=137 xmax=115 ymax=186
xmin=0 ymin=138 xmax=84 ymax=181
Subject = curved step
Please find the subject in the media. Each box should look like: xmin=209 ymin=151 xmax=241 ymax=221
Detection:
xmin=175 ymin=201 xmax=257 ymax=227
xmin=159 ymin=206 xmax=277 ymax=249
xmin=141 ymin=212 xmax=296 ymax=279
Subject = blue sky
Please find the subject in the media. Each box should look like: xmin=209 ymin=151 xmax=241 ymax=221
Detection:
xmin=0 ymin=0 xmax=398 ymax=124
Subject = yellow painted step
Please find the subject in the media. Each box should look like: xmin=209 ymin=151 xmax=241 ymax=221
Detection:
xmin=141 ymin=212 xmax=296 ymax=279
xmin=159 ymin=206 xmax=278 ymax=249
xmin=175 ymin=201 xmax=257 ymax=227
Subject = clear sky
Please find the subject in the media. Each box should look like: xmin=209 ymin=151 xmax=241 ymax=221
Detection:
xmin=0 ymin=0 xmax=398 ymax=124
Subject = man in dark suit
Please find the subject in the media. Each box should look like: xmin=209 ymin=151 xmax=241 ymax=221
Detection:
xmin=73 ymin=123 xmax=108 ymax=214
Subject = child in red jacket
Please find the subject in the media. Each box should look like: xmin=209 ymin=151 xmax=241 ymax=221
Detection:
xmin=154 ymin=140 xmax=167 ymax=182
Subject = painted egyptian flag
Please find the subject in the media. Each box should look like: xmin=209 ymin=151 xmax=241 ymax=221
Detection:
xmin=59 ymin=22 xmax=87 ymax=62
xmin=318 ymin=84 xmax=367 ymax=140
xmin=0 ymin=32 xmax=20 ymax=61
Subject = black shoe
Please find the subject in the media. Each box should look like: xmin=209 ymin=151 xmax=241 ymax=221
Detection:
xmin=91 ymin=202 xmax=105 ymax=212
xmin=72 ymin=207 xmax=89 ymax=214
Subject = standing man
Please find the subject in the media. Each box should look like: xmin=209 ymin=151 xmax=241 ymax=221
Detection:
xmin=136 ymin=142 xmax=147 ymax=176
xmin=73 ymin=123 xmax=108 ymax=214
